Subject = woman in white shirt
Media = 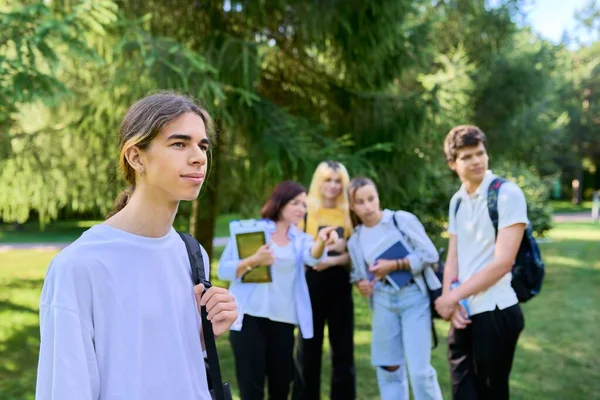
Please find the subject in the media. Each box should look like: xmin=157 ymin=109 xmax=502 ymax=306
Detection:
xmin=218 ymin=181 xmax=338 ymax=400
xmin=346 ymin=177 xmax=443 ymax=400
xmin=35 ymin=92 xmax=238 ymax=400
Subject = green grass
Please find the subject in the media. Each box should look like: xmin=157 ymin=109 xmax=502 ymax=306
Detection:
xmin=214 ymin=213 xmax=241 ymax=239
xmin=0 ymin=214 xmax=240 ymax=244
xmin=1 ymin=221 xmax=599 ymax=399
xmin=551 ymin=200 xmax=594 ymax=214
xmin=0 ymin=220 xmax=99 ymax=244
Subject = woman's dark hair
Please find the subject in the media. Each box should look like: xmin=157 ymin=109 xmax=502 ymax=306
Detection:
xmin=106 ymin=91 xmax=213 ymax=218
xmin=443 ymin=125 xmax=487 ymax=162
xmin=261 ymin=181 xmax=307 ymax=221
xmin=348 ymin=176 xmax=377 ymax=227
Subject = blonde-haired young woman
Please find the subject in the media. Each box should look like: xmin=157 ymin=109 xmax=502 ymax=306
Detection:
xmin=293 ymin=160 xmax=356 ymax=400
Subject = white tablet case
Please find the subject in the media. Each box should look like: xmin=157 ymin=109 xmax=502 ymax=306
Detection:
xmin=228 ymin=219 xmax=271 ymax=259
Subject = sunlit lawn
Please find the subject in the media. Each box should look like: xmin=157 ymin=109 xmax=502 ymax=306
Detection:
xmin=1 ymin=221 xmax=599 ymax=399
xmin=550 ymin=200 xmax=594 ymax=214
xmin=0 ymin=214 xmax=240 ymax=244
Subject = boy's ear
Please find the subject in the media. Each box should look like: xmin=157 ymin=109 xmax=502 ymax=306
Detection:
xmin=125 ymin=146 xmax=144 ymax=173
xmin=447 ymin=160 xmax=457 ymax=171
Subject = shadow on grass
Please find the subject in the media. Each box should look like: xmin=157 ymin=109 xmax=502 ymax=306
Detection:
xmin=0 ymin=323 xmax=40 ymax=400
xmin=1 ymin=279 xmax=45 ymax=291
xmin=0 ymin=300 xmax=38 ymax=315
xmin=512 ymin=336 xmax=600 ymax=399
xmin=540 ymin=238 xmax=600 ymax=250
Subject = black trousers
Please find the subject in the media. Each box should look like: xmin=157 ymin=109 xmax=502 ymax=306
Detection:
xmin=230 ymin=315 xmax=295 ymax=400
xmin=448 ymin=304 xmax=525 ymax=400
xmin=293 ymin=267 xmax=356 ymax=400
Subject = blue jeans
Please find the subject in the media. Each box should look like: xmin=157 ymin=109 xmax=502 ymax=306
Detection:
xmin=371 ymin=282 xmax=443 ymax=400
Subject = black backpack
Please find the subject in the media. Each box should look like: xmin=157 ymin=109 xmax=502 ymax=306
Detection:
xmin=454 ymin=177 xmax=545 ymax=303
xmin=178 ymin=232 xmax=233 ymax=400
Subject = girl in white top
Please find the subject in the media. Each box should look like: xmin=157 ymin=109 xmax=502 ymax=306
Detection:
xmin=35 ymin=92 xmax=238 ymax=400
xmin=218 ymin=180 xmax=339 ymax=400
xmin=346 ymin=177 xmax=443 ymax=400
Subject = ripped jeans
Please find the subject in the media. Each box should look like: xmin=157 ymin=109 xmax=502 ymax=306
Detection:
xmin=371 ymin=282 xmax=443 ymax=400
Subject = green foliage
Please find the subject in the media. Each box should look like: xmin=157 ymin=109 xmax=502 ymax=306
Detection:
xmin=494 ymin=160 xmax=553 ymax=236
xmin=0 ymin=0 xmax=599 ymax=236
xmin=0 ymin=1 xmax=119 ymax=225
xmin=0 ymin=1 xmax=117 ymax=111
xmin=474 ymin=31 xmax=560 ymax=157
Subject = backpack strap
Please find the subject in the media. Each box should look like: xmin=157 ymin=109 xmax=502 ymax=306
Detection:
xmin=179 ymin=232 xmax=207 ymax=286
xmin=453 ymin=178 xmax=506 ymax=237
xmin=454 ymin=197 xmax=462 ymax=219
xmin=391 ymin=212 xmax=417 ymax=251
xmin=391 ymin=213 xmax=438 ymax=348
xmin=487 ymin=178 xmax=506 ymax=238
xmin=178 ymin=232 xmax=226 ymax=400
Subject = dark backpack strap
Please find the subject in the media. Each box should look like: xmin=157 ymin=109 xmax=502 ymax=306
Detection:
xmin=179 ymin=232 xmax=206 ymax=286
xmin=178 ymin=232 xmax=226 ymax=400
xmin=391 ymin=212 xmax=413 ymax=249
xmin=303 ymin=212 xmax=307 ymax=233
xmin=392 ymin=213 xmax=399 ymax=229
xmin=487 ymin=178 xmax=506 ymax=238
xmin=454 ymin=198 xmax=462 ymax=219
xmin=391 ymin=213 xmax=438 ymax=348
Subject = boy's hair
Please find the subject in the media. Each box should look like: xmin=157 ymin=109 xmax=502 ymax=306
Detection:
xmin=107 ymin=91 xmax=213 ymax=218
xmin=261 ymin=181 xmax=307 ymax=222
xmin=443 ymin=125 xmax=487 ymax=162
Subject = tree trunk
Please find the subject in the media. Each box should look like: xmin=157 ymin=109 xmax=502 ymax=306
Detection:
xmin=190 ymin=138 xmax=222 ymax=267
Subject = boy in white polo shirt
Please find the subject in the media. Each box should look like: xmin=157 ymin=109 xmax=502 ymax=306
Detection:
xmin=435 ymin=125 xmax=526 ymax=400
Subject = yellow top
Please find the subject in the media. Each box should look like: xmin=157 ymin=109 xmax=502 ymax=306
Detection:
xmin=299 ymin=207 xmax=353 ymax=240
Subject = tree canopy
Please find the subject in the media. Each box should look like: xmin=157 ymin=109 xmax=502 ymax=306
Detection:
xmin=1 ymin=0 xmax=598 ymax=247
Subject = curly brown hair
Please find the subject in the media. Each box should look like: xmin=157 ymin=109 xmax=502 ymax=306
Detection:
xmin=443 ymin=125 xmax=487 ymax=162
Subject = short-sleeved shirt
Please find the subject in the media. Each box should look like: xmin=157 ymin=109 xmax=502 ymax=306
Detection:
xmin=448 ymin=170 xmax=528 ymax=315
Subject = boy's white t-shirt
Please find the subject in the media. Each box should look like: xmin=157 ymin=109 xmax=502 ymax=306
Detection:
xmin=448 ymin=170 xmax=529 ymax=316
xmin=36 ymin=224 xmax=212 ymax=400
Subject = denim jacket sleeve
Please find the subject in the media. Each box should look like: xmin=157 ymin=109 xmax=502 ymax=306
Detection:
xmin=217 ymin=239 xmax=241 ymax=282
xmin=396 ymin=211 xmax=439 ymax=275
xmin=300 ymin=232 xmax=328 ymax=267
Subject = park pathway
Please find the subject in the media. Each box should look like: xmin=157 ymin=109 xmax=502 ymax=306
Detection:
xmin=0 ymin=213 xmax=596 ymax=252
xmin=552 ymin=212 xmax=597 ymax=223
